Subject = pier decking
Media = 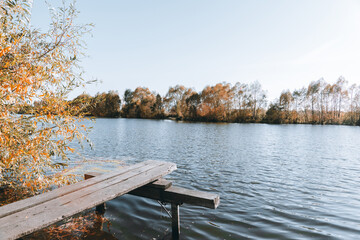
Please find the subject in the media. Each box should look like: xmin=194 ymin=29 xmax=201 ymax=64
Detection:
xmin=0 ymin=160 xmax=219 ymax=240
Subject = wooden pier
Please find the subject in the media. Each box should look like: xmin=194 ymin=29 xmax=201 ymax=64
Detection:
xmin=0 ymin=160 xmax=219 ymax=240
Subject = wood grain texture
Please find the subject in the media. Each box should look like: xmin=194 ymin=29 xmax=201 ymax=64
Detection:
xmin=85 ymin=173 xmax=219 ymax=208
xmin=84 ymin=172 xmax=172 ymax=190
xmin=0 ymin=160 xmax=176 ymax=240
xmin=0 ymin=160 xmax=153 ymax=219
xmin=129 ymin=185 xmax=220 ymax=209
xmin=149 ymin=178 xmax=172 ymax=190
xmin=85 ymin=173 xmax=173 ymax=190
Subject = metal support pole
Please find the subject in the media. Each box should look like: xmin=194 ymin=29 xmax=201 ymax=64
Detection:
xmin=171 ymin=203 xmax=180 ymax=240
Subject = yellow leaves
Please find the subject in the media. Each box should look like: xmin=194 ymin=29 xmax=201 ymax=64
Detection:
xmin=67 ymin=146 xmax=75 ymax=153
xmin=0 ymin=46 xmax=11 ymax=58
xmin=0 ymin=0 xmax=93 ymax=196
xmin=3 ymin=134 xmax=9 ymax=142
xmin=3 ymin=61 xmax=10 ymax=69
xmin=41 ymin=152 xmax=49 ymax=158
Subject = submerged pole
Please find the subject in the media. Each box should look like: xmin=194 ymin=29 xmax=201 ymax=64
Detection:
xmin=171 ymin=203 xmax=180 ymax=240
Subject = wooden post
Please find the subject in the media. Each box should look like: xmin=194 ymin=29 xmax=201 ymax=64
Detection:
xmin=171 ymin=203 xmax=180 ymax=240
xmin=84 ymin=173 xmax=106 ymax=215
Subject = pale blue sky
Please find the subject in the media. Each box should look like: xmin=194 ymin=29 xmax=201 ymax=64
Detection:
xmin=31 ymin=0 xmax=360 ymax=101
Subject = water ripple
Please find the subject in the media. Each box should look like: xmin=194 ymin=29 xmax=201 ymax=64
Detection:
xmin=70 ymin=119 xmax=360 ymax=239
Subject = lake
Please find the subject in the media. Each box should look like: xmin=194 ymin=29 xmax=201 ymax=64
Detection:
xmin=71 ymin=118 xmax=360 ymax=239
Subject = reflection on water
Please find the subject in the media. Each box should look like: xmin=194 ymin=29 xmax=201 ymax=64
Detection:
xmin=70 ymin=119 xmax=360 ymax=239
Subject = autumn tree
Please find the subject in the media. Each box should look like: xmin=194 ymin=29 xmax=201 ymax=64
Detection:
xmin=69 ymin=93 xmax=93 ymax=116
xmin=151 ymin=94 xmax=165 ymax=119
xmin=264 ymin=91 xmax=295 ymax=124
xmin=232 ymin=82 xmax=248 ymax=110
xmin=164 ymin=85 xmax=195 ymax=119
xmin=134 ymin=87 xmax=157 ymax=118
xmin=198 ymin=83 xmax=234 ymax=122
xmin=292 ymin=87 xmax=307 ymax=123
xmin=184 ymin=92 xmax=201 ymax=121
xmin=120 ymin=89 xmax=134 ymax=117
xmin=88 ymin=91 xmax=121 ymax=118
xmin=121 ymin=87 xmax=158 ymax=118
xmin=347 ymin=84 xmax=360 ymax=125
xmin=231 ymin=82 xmax=252 ymax=122
xmin=248 ymin=81 xmax=267 ymax=121
xmin=334 ymin=76 xmax=348 ymax=120
xmin=0 ymin=0 xmax=92 ymax=192
xmin=279 ymin=90 xmax=297 ymax=123
xmin=307 ymin=80 xmax=321 ymax=123
xmin=264 ymin=103 xmax=284 ymax=124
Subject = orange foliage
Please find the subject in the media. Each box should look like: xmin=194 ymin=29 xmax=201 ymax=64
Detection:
xmin=23 ymin=212 xmax=112 ymax=240
xmin=0 ymin=1 xmax=92 ymax=192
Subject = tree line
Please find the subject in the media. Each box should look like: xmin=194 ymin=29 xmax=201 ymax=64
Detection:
xmin=25 ymin=77 xmax=359 ymax=125
xmin=18 ymin=91 xmax=121 ymax=118
xmin=64 ymin=77 xmax=359 ymax=125
xmin=69 ymin=91 xmax=121 ymax=118
xmin=120 ymin=81 xmax=267 ymax=123
xmin=265 ymin=77 xmax=360 ymax=125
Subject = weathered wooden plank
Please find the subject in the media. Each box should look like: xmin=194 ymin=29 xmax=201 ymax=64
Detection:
xmin=0 ymin=161 xmax=174 ymax=227
xmin=84 ymin=172 xmax=219 ymax=209
xmin=85 ymin=172 xmax=173 ymax=190
xmin=84 ymin=172 xmax=106 ymax=214
xmin=0 ymin=161 xmax=176 ymax=239
xmin=0 ymin=160 xmax=156 ymax=219
xmin=165 ymin=186 xmax=220 ymax=209
xmin=85 ymin=172 xmax=219 ymax=208
xmin=0 ymin=161 xmax=176 ymax=240
xmin=129 ymin=185 xmax=220 ymax=209
xmin=149 ymin=178 xmax=172 ymax=190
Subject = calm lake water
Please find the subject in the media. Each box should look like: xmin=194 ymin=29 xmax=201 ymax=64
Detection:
xmin=72 ymin=118 xmax=360 ymax=239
